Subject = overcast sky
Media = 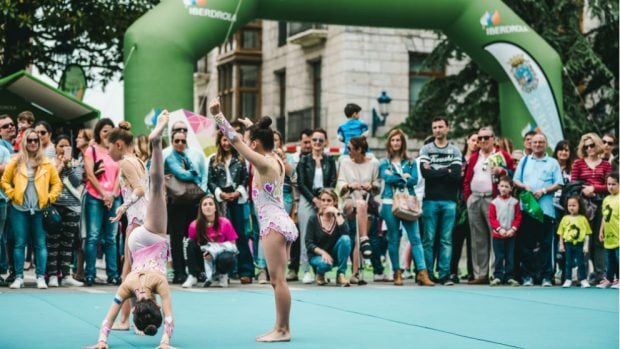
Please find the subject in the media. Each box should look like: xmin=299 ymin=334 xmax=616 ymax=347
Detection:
xmin=33 ymin=67 xmax=124 ymax=125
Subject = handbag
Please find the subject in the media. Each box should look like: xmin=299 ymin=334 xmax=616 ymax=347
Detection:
xmin=165 ymin=174 xmax=205 ymax=204
xmin=43 ymin=204 xmax=62 ymax=232
xmin=392 ymin=189 xmax=421 ymax=221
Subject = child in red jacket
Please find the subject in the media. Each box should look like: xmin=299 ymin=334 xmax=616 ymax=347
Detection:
xmin=488 ymin=176 xmax=522 ymax=286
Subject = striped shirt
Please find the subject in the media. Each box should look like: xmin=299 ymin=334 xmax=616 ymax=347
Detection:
xmin=570 ymin=159 xmax=611 ymax=195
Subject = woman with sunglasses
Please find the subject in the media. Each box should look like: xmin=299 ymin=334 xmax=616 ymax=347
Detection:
xmin=164 ymin=127 xmax=205 ymax=284
xmin=33 ymin=120 xmax=55 ymax=159
xmin=1 ymin=129 xmax=62 ymax=289
xmin=572 ymin=133 xmax=612 ymax=286
xmin=295 ymin=128 xmax=337 ymax=284
xmin=210 ymin=97 xmax=298 ymax=342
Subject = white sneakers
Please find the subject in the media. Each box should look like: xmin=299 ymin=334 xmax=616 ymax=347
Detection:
xmin=10 ymin=278 xmax=24 ymax=289
xmin=36 ymin=276 xmax=48 ymax=289
xmin=580 ymin=280 xmax=591 ymax=288
xmin=218 ymin=274 xmax=229 ymax=288
xmin=63 ymin=275 xmax=84 ymax=287
xmin=301 ymin=272 xmax=314 ymax=284
xmin=182 ymin=275 xmax=198 ymax=288
xmin=562 ymin=280 xmax=572 ymax=288
xmin=48 ymin=276 xmax=59 ymax=287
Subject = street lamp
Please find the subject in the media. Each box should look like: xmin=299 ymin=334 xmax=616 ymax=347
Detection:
xmin=372 ymin=90 xmax=392 ymax=137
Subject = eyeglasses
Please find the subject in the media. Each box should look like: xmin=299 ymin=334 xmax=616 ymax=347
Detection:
xmin=312 ymin=138 xmax=325 ymax=143
xmin=174 ymin=139 xmax=187 ymax=145
xmin=173 ymin=128 xmax=188 ymax=133
xmin=27 ymin=138 xmax=39 ymax=144
xmin=584 ymin=143 xmax=596 ymax=150
xmin=478 ymin=135 xmax=493 ymax=141
xmin=0 ymin=123 xmax=14 ymax=129
xmin=37 ymin=130 xmax=48 ymax=136
xmin=603 ymin=140 xmax=614 ymax=145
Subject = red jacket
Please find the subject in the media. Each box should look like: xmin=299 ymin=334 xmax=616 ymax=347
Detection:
xmin=488 ymin=195 xmax=522 ymax=239
xmin=463 ymin=148 xmax=514 ymax=202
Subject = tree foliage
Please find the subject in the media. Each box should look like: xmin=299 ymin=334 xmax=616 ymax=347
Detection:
xmin=0 ymin=0 xmax=160 ymax=87
xmin=402 ymin=0 xmax=619 ymax=145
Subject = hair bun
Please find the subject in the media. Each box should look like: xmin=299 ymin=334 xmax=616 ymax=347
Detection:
xmin=144 ymin=324 xmax=158 ymax=336
xmin=257 ymin=116 xmax=272 ymax=129
xmin=119 ymin=121 xmax=132 ymax=131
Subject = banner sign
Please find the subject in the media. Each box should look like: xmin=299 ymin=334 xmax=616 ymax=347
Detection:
xmin=485 ymin=42 xmax=563 ymax=148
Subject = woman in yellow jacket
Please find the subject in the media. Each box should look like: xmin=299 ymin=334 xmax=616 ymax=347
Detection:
xmin=1 ymin=128 xmax=62 ymax=289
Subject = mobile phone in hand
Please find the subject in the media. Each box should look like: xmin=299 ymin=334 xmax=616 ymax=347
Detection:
xmin=64 ymin=146 xmax=72 ymax=159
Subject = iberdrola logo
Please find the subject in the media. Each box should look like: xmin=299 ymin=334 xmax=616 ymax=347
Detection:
xmin=183 ymin=0 xmax=207 ymax=6
xmin=480 ymin=10 xmax=501 ymax=28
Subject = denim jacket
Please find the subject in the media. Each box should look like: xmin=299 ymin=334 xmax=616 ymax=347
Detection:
xmin=379 ymin=157 xmax=418 ymax=199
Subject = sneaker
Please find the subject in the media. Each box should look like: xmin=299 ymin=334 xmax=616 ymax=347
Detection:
xmin=373 ymin=273 xmax=388 ymax=282
xmin=286 ymin=270 xmax=298 ymax=282
xmin=490 ymin=278 xmax=501 ymax=286
xmin=562 ymin=280 xmax=572 ymax=288
xmin=182 ymin=275 xmax=197 ymax=288
xmin=302 ymin=271 xmax=314 ymax=284
xmin=257 ymin=269 xmax=268 ymax=285
xmin=440 ymin=277 xmax=454 ymax=286
xmin=316 ymin=274 xmax=327 ymax=286
xmin=612 ymin=280 xmax=619 ymax=289
xmin=580 ymin=280 xmax=591 ymax=288
xmin=63 ymin=276 xmax=84 ymax=287
xmin=107 ymin=277 xmax=121 ymax=286
xmin=203 ymin=280 xmax=212 ymax=288
xmin=5 ymin=270 xmax=16 ymax=283
xmin=85 ymin=277 xmax=94 ymax=287
xmin=450 ymin=274 xmax=460 ymax=284
xmin=218 ymin=274 xmax=229 ymax=288
xmin=360 ymin=238 xmax=372 ymax=258
xmin=507 ymin=279 xmax=520 ymax=287
xmin=522 ymin=278 xmax=534 ymax=287
xmin=48 ymin=275 xmax=59 ymax=287
xmin=9 ymin=278 xmax=24 ymax=289
xmin=596 ymin=279 xmax=612 ymax=289
xmin=542 ymin=279 xmax=552 ymax=287
xmin=36 ymin=276 xmax=48 ymax=289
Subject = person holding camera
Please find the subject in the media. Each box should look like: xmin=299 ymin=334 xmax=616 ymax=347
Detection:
xmin=208 ymin=130 xmax=251 ymax=283
xmin=83 ymin=118 xmax=121 ymax=287
xmin=296 ymin=128 xmax=337 ymax=284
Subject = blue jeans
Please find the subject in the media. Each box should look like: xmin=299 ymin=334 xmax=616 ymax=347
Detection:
xmin=606 ymin=248 xmax=619 ymax=281
xmin=493 ymin=236 xmax=515 ymax=281
xmin=422 ymin=200 xmax=456 ymax=280
xmin=227 ymin=201 xmax=253 ymax=277
xmin=309 ymin=235 xmax=352 ymax=275
xmin=381 ymin=204 xmax=426 ymax=271
xmin=84 ymin=193 xmax=120 ymax=280
xmin=564 ymin=242 xmax=587 ymax=281
xmin=10 ymin=207 xmax=46 ymax=278
xmin=0 ymin=200 xmax=8 ymax=273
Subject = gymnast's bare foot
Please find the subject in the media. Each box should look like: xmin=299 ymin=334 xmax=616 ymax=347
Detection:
xmin=149 ymin=110 xmax=169 ymax=142
xmin=111 ymin=321 xmax=129 ymax=331
xmin=256 ymin=329 xmax=291 ymax=342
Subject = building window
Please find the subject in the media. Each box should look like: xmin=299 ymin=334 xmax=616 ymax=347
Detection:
xmin=275 ymin=70 xmax=286 ymax=140
xmin=241 ymin=29 xmax=260 ymax=50
xmin=288 ymin=22 xmax=326 ymax=37
xmin=409 ymin=53 xmax=444 ymax=114
xmin=238 ymin=64 xmax=260 ymax=119
xmin=278 ymin=22 xmax=287 ymax=46
xmin=218 ymin=63 xmax=234 ymax=117
xmin=288 ymin=108 xmax=313 ymax=142
xmin=311 ymin=60 xmax=322 ymax=128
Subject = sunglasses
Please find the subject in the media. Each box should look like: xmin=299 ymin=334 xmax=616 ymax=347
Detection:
xmin=27 ymin=138 xmax=40 ymax=144
xmin=312 ymin=138 xmax=325 ymax=143
xmin=173 ymin=128 xmax=188 ymax=133
xmin=478 ymin=135 xmax=493 ymax=141
xmin=174 ymin=139 xmax=187 ymax=145
xmin=603 ymin=140 xmax=614 ymax=145
xmin=1 ymin=123 xmax=15 ymax=129
xmin=584 ymin=143 xmax=596 ymax=150
xmin=37 ymin=130 xmax=48 ymax=136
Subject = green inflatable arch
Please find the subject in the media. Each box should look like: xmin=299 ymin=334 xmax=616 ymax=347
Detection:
xmin=124 ymin=0 xmax=564 ymax=147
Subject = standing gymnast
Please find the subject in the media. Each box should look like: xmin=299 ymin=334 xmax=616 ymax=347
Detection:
xmin=86 ymin=111 xmax=175 ymax=349
xmin=210 ymin=98 xmax=298 ymax=342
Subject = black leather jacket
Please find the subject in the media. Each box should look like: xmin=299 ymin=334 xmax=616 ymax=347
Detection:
xmin=296 ymin=153 xmax=337 ymax=202
xmin=208 ymin=155 xmax=248 ymax=199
